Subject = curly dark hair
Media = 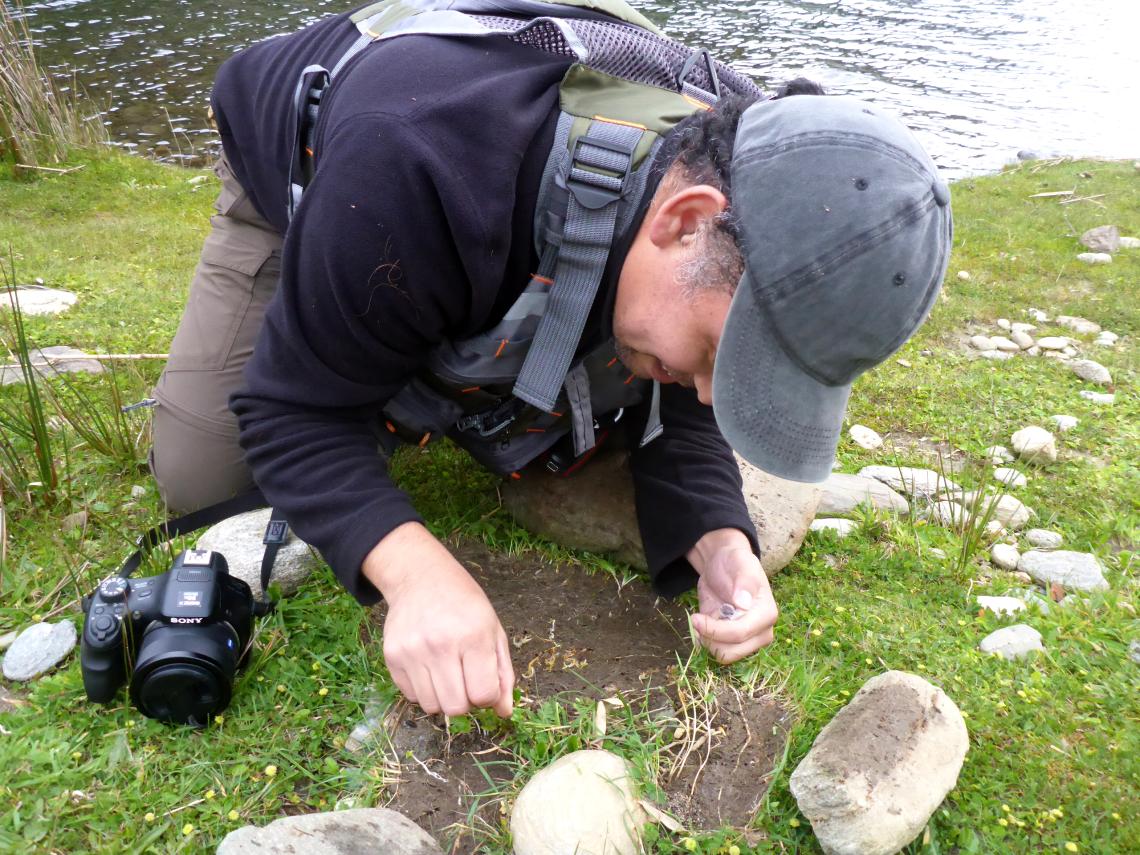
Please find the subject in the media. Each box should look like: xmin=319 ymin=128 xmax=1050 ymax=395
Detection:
xmin=656 ymin=79 xmax=825 ymax=293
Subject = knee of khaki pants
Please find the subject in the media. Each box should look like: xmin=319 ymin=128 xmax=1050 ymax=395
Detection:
xmin=151 ymin=181 xmax=283 ymax=513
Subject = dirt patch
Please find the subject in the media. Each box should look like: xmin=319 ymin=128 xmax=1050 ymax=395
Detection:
xmin=0 ymin=684 xmax=25 ymax=714
xmin=880 ymin=429 xmax=969 ymax=474
xmin=363 ymin=540 xmax=790 ymax=851
xmin=663 ymin=684 xmax=791 ymax=830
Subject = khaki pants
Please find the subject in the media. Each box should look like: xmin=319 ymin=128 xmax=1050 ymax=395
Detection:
xmin=150 ymin=156 xmax=283 ymax=512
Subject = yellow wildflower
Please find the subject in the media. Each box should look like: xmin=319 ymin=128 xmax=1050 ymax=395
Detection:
xmin=830 ymin=641 xmax=840 ymax=648
xmin=682 ymin=838 xmax=698 ymax=852
xmin=998 ymin=818 xmax=1008 ymax=827
xmin=1065 ymin=844 xmax=1078 ymax=853
xmin=1002 ymin=804 xmax=1011 ymax=812
xmin=144 ymin=812 xmax=155 ymax=823
xmin=318 ymin=687 xmax=329 ymax=697
xmin=811 ymin=629 xmax=822 ymax=637
xmin=228 ymin=809 xmax=240 ymax=821
xmin=789 ymin=818 xmax=801 ymax=828
xmin=205 ymin=789 xmax=215 ymax=800
xmin=728 ymin=847 xmax=741 ymax=855
xmin=214 ymin=714 xmax=225 ymax=725
xmin=276 ymin=684 xmax=286 ymax=693
xmin=264 ymin=764 xmax=278 ymax=778
xmin=182 ymin=823 xmax=194 ymax=836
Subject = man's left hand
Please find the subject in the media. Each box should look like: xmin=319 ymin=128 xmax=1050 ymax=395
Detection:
xmin=687 ymin=531 xmax=778 ymax=663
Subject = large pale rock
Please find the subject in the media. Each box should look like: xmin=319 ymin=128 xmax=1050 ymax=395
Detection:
xmin=1018 ymin=550 xmax=1109 ymax=592
xmin=197 ymin=508 xmax=318 ymax=597
xmin=0 ymin=345 xmax=105 ymax=386
xmin=1011 ymin=330 xmax=1035 ymax=349
xmin=979 ymin=624 xmax=1044 ymax=660
xmin=1 ymin=285 xmax=78 ymax=316
xmin=848 ymin=424 xmax=883 ymax=450
xmin=858 ymin=466 xmax=959 ymax=500
xmin=1010 ymin=427 xmax=1056 ymax=464
xmin=1050 ymin=415 xmax=1078 ymax=432
xmin=789 ymin=671 xmax=967 ymax=855
xmin=1035 ymin=336 xmax=1069 ymax=351
xmin=990 ymin=336 xmax=1020 ymax=352
xmin=968 ymin=335 xmax=996 ymax=351
xmin=503 ymin=452 xmax=819 ymax=575
xmin=992 ymin=468 xmax=1027 ymax=488
xmin=1076 ymin=252 xmax=1112 ymax=265
xmin=1055 ymin=316 xmax=1102 ymax=335
xmin=817 ymin=473 xmax=910 ymax=517
xmin=2 ymin=621 xmax=77 ymax=681
xmin=511 ymin=750 xmax=646 ymax=855
xmin=1079 ymin=390 xmax=1114 ymax=405
xmin=1070 ymin=359 xmax=1112 ymax=386
xmin=1079 ymin=225 xmax=1120 ymax=254
xmin=217 ymin=808 xmax=442 ymax=855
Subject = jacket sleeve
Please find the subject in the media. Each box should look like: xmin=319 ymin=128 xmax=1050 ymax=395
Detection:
xmin=230 ymin=116 xmax=491 ymax=604
xmin=624 ymin=382 xmax=760 ymax=598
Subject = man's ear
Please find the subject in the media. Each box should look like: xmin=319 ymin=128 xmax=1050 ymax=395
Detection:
xmin=647 ymin=184 xmax=728 ymax=249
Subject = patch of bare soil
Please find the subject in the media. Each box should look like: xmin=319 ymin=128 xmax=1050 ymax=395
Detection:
xmin=663 ymin=684 xmax=791 ymax=831
xmin=881 ymin=429 xmax=970 ymax=474
xmin=364 ymin=540 xmax=790 ymax=852
xmin=1 ymin=684 xmax=25 ymax=714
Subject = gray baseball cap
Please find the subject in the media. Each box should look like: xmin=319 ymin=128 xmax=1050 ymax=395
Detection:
xmin=712 ymin=95 xmax=951 ymax=483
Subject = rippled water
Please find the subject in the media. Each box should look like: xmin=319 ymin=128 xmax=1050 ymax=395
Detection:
xmin=17 ymin=0 xmax=1140 ymax=175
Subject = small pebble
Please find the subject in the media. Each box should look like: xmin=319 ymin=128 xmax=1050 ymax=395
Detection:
xmin=1050 ymin=415 xmax=1078 ymax=432
xmin=993 ymin=467 xmax=1027 ymax=488
xmin=1025 ymin=529 xmax=1063 ymax=550
xmin=957 ymin=270 xmax=971 ymax=281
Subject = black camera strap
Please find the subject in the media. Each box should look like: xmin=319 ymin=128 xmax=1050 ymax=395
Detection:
xmin=117 ymin=489 xmax=284 ymax=614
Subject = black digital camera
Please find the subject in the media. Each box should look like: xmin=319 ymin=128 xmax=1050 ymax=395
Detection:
xmin=80 ymin=548 xmax=261 ymax=726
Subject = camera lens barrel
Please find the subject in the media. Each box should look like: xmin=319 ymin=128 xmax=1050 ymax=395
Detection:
xmin=129 ymin=623 xmax=241 ymax=727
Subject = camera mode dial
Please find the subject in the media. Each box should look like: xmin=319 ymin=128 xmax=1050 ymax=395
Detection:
xmin=98 ymin=576 xmax=130 ymax=602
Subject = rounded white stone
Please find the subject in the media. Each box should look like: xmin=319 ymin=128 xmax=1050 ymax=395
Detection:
xmin=980 ymin=624 xmax=1043 ymax=660
xmin=1070 ymin=359 xmax=1112 ymax=386
xmin=977 ymin=596 xmax=1026 ymax=616
xmin=1 ymin=286 xmax=78 ymax=316
xmin=969 ymin=335 xmax=996 ymax=351
xmin=1036 ymin=336 xmax=1069 ymax=350
xmin=1076 ymin=252 xmax=1112 ymax=265
xmin=511 ymin=750 xmax=646 ymax=855
xmin=990 ymin=543 xmax=1021 ymax=570
xmin=993 ymin=467 xmax=1027 ymax=488
xmin=810 ymin=518 xmax=858 ymax=538
xmin=2 ymin=621 xmax=77 ymax=681
xmin=984 ymin=445 xmax=1014 ymax=464
xmin=1050 ymin=415 xmax=1078 ymax=432
xmin=1055 ymin=316 xmax=1102 ymax=335
xmin=1010 ymin=427 xmax=1057 ymax=464
xmin=1079 ymin=390 xmax=1115 ymax=405
xmin=1017 ymin=550 xmax=1108 ymax=592
xmin=1024 ymin=529 xmax=1063 ymax=550
xmin=996 ymin=318 xmax=1011 ymax=330
xmin=957 ymin=270 xmax=972 ymax=280
xmin=848 ymin=424 xmax=884 ymax=450
xmin=991 ymin=336 xmax=1020 ymax=352
xmin=1010 ymin=330 xmax=1035 ymax=349
xmin=1010 ymin=322 xmax=1037 ymax=334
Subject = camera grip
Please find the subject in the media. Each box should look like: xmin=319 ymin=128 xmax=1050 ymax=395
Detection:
xmin=80 ymin=621 xmax=127 ymax=703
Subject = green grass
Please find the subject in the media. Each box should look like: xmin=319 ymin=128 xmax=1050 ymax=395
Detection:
xmin=0 ymin=153 xmax=1137 ymax=854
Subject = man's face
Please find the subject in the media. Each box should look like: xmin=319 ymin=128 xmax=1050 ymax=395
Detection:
xmin=612 ymin=239 xmax=734 ymax=406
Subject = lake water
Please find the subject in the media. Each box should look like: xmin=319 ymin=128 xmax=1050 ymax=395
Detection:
xmin=16 ymin=0 xmax=1140 ymax=176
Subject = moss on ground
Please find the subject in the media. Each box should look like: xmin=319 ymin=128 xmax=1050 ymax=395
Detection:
xmin=0 ymin=152 xmax=1136 ymax=853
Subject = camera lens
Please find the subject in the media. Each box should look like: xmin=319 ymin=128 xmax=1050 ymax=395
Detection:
xmin=130 ymin=624 xmax=240 ymax=726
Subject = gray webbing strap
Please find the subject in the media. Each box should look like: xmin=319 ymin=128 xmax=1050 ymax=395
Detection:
xmin=639 ymin=379 xmax=663 ymax=447
xmin=513 ymin=120 xmax=646 ymax=412
xmin=564 ymin=362 xmax=595 ymax=456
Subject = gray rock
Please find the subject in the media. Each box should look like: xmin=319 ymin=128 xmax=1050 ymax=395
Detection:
xmin=993 ymin=468 xmax=1027 ymax=488
xmin=1079 ymin=225 xmax=1120 ymax=254
xmin=197 ymin=508 xmax=318 ymax=597
xmin=969 ymin=335 xmax=996 ymax=351
xmin=1011 ymin=426 xmax=1056 ymax=464
xmin=810 ymin=518 xmax=858 ymax=538
xmin=858 ymin=466 xmax=959 ymax=500
xmin=130 ymin=485 xmax=147 ymax=499
xmin=504 ymin=451 xmax=820 ymax=576
xmin=1050 ymin=414 xmax=1078 ymax=432
xmin=956 ymin=270 xmax=972 ymax=281
xmin=1120 ymin=236 xmax=1140 ymax=250
xmin=817 ymin=473 xmax=910 ymax=517
xmin=976 ymin=596 xmax=1026 ymax=616
xmin=1011 ymin=330 xmax=1035 ymax=349
xmin=1076 ymin=252 xmax=1112 ymax=265
xmin=1094 ymin=331 xmax=1119 ymax=346
xmin=1079 ymin=390 xmax=1115 ymax=405
xmin=216 ymin=808 xmax=442 ymax=855
xmin=1130 ymin=641 xmax=1140 ymax=665
xmin=996 ymin=318 xmax=1011 ymax=331
xmin=1025 ymin=345 xmax=1042 ymax=357
xmin=2 ymin=621 xmax=77 ymax=681
xmin=1026 ymin=308 xmax=1049 ymax=323
xmin=1 ymin=346 xmax=105 ymax=386
xmin=511 ymin=750 xmax=646 ymax=855
xmin=930 ymin=501 xmax=966 ymax=528
xmin=1036 ymin=336 xmax=1069 ymax=351
xmin=984 ymin=445 xmax=1015 ymax=464
xmin=979 ymin=624 xmax=1044 ymax=660
xmin=1055 ymin=316 xmax=1102 ymax=336
xmin=0 ymin=630 xmax=17 ymax=652
xmin=1010 ymin=322 xmax=1037 ymax=334
xmin=977 ymin=349 xmax=1014 ymax=361
xmin=990 ymin=336 xmax=1020 ymax=352
xmin=848 ymin=424 xmax=883 ymax=450
xmin=1016 ymin=150 xmax=1040 ymax=161
xmin=990 ymin=543 xmax=1021 ymax=570
xmin=789 ymin=671 xmax=967 ymax=855
xmin=1018 ymin=550 xmax=1108 ymax=592
xmin=1070 ymin=359 xmax=1112 ymax=386
xmin=985 ymin=494 xmax=1033 ymax=530
xmin=61 ymin=510 xmax=88 ymax=533
xmin=1 ymin=286 xmax=78 ymax=316
xmin=1062 ymin=345 xmax=1078 ymax=357
xmin=1024 ymin=529 xmax=1063 ymax=550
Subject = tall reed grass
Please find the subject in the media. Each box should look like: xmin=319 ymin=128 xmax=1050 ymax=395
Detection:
xmin=0 ymin=0 xmax=107 ymax=169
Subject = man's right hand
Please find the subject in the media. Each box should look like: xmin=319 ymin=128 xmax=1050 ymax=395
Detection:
xmin=363 ymin=522 xmax=514 ymax=718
